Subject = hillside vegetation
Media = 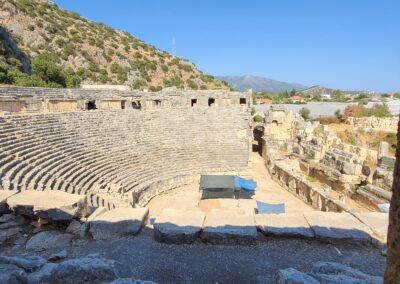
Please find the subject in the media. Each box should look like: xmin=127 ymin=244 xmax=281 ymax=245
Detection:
xmin=0 ymin=0 xmax=228 ymax=90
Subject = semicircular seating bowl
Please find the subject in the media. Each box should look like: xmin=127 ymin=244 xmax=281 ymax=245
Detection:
xmin=0 ymin=108 xmax=250 ymax=209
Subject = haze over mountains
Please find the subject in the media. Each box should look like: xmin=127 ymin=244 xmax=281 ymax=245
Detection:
xmin=216 ymin=75 xmax=307 ymax=93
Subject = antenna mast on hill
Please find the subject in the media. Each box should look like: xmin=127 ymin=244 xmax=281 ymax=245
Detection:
xmin=172 ymin=38 xmax=176 ymax=57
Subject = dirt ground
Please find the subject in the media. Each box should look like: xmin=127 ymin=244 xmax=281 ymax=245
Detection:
xmin=147 ymin=153 xmax=315 ymax=218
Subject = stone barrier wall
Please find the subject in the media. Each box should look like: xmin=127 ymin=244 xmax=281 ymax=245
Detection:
xmin=0 ymin=86 xmax=252 ymax=114
xmin=346 ymin=116 xmax=399 ymax=132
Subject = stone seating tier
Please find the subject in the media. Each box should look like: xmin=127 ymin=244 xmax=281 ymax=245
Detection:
xmin=0 ymin=109 xmax=250 ymax=207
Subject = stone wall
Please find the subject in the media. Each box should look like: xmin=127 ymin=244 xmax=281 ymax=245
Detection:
xmin=346 ymin=116 xmax=399 ymax=132
xmin=0 ymin=86 xmax=252 ymax=114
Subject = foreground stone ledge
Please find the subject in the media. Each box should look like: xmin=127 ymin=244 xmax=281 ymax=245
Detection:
xmin=354 ymin=212 xmax=389 ymax=244
xmin=0 ymin=190 xmax=17 ymax=215
xmin=89 ymin=208 xmax=149 ymax=240
xmin=153 ymin=209 xmax=205 ymax=244
xmin=6 ymin=190 xmax=89 ymax=221
xmin=201 ymin=209 xmax=258 ymax=245
xmin=255 ymin=213 xmax=315 ymax=239
xmin=304 ymin=211 xmax=373 ymax=242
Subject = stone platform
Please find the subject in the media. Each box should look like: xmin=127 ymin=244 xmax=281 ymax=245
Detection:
xmin=5 ymin=190 xmax=89 ymax=221
xmin=153 ymin=209 xmax=205 ymax=243
xmin=89 ymin=208 xmax=149 ymax=240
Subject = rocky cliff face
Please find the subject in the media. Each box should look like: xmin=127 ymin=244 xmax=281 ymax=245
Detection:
xmin=0 ymin=0 xmax=228 ymax=90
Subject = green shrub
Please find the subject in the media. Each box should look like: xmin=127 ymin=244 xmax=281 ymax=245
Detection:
xmin=186 ymin=79 xmax=198 ymax=90
xmin=299 ymin=107 xmax=310 ymax=120
xmin=306 ymin=152 xmax=315 ymax=160
xmin=253 ymin=115 xmax=264 ymax=123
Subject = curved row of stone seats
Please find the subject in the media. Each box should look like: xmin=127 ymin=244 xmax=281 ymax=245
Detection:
xmin=0 ymin=108 xmax=250 ymax=206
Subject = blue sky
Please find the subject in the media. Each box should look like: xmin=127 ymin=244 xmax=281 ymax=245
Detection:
xmin=53 ymin=0 xmax=399 ymax=92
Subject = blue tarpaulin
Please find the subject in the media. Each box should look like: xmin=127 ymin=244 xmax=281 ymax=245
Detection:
xmin=235 ymin=176 xmax=257 ymax=191
xmin=256 ymin=201 xmax=285 ymax=214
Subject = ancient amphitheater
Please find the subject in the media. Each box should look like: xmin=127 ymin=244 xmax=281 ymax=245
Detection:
xmin=0 ymin=86 xmax=395 ymax=283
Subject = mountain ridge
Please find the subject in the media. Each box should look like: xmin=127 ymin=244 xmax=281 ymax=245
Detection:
xmin=217 ymin=75 xmax=307 ymax=93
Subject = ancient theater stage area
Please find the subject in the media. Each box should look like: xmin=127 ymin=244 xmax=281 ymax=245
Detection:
xmin=147 ymin=153 xmax=316 ymax=218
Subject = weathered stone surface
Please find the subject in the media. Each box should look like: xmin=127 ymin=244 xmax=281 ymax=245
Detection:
xmin=274 ymin=268 xmax=319 ymax=284
xmin=89 ymin=208 xmax=148 ymax=240
xmin=153 ymin=209 xmax=205 ymax=243
xmin=7 ymin=190 xmax=89 ymax=221
xmin=0 ymin=190 xmax=17 ymax=215
xmin=342 ymin=162 xmax=355 ymax=175
xmin=48 ymin=249 xmax=68 ymax=262
xmin=26 ymin=231 xmax=73 ymax=251
xmin=87 ymin=206 xmax=107 ymax=222
xmin=201 ymin=209 xmax=258 ymax=244
xmin=312 ymin=261 xmax=383 ymax=283
xmin=256 ymin=213 xmax=315 ymax=239
xmin=304 ymin=212 xmax=372 ymax=242
xmin=354 ymin=212 xmax=388 ymax=243
xmin=0 ymin=227 xmax=22 ymax=244
xmin=0 ymin=214 xmax=25 ymax=229
xmin=0 ymin=255 xmax=47 ymax=272
xmin=27 ymin=258 xmax=131 ymax=284
xmin=310 ymin=273 xmax=371 ymax=283
xmin=109 ymin=279 xmax=157 ymax=284
xmin=66 ymin=219 xmax=87 ymax=238
xmin=0 ymin=263 xmax=27 ymax=284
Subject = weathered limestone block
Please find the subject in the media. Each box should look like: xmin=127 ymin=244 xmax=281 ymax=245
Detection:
xmin=304 ymin=212 xmax=373 ymax=242
xmin=27 ymin=258 xmax=131 ymax=284
xmin=6 ymin=191 xmax=89 ymax=221
xmin=255 ymin=213 xmax=314 ymax=239
xmin=0 ymin=256 xmax=47 ymax=272
xmin=0 ymin=264 xmax=27 ymax=284
xmin=378 ymin=141 xmax=389 ymax=157
xmin=109 ymin=279 xmax=157 ymax=284
xmin=0 ymin=190 xmax=17 ymax=215
xmin=153 ymin=209 xmax=205 ymax=244
xmin=26 ymin=231 xmax=73 ymax=251
xmin=65 ymin=219 xmax=87 ymax=238
xmin=274 ymin=268 xmax=319 ymax=284
xmin=354 ymin=212 xmax=389 ymax=243
xmin=201 ymin=209 xmax=258 ymax=244
xmin=311 ymin=261 xmax=383 ymax=283
xmin=89 ymin=208 xmax=148 ymax=240
xmin=0 ymin=227 xmax=22 ymax=245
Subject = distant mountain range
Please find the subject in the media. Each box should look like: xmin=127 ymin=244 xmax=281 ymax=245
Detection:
xmin=216 ymin=75 xmax=307 ymax=93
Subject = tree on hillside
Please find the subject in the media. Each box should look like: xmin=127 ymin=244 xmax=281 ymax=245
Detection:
xmin=290 ymin=88 xmax=296 ymax=97
xmin=31 ymin=53 xmax=66 ymax=87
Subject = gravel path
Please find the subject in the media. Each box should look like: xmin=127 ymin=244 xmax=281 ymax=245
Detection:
xmin=62 ymin=228 xmax=385 ymax=284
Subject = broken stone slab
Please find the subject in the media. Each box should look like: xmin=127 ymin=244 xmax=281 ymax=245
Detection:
xmin=26 ymin=231 xmax=73 ymax=251
xmin=153 ymin=209 xmax=205 ymax=244
xmin=201 ymin=209 xmax=258 ymax=244
xmin=7 ymin=190 xmax=90 ymax=222
xmin=311 ymin=261 xmax=383 ymax=283
xmin=0 ymin=190 xmax=17 ymax=215
xmin=354 ymin=212 xmax=388 ymax=243
xmin=304 ymin=212 xmax=373 ymax=242
xmin=0 ymin=263 xmax=27 ymax=284
xmin=27 ymin=257 xmax=131 ymax=284
xmin=89 ymin=208 xmax=148 ymax=240
xmin=255 ymin=213 xmax=315 ymax=239
xmin=274 ymin=268 xmax=320 ymax=284
xmin=48 ymin=249 xmax=68 ymax=262
xmin=66 ymin=219 xmax=87 ymax=238
xmin=0 ymin=255 xmax=47 ymax=272
xmin=87 ymin=206 xmax=107 ymax=222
